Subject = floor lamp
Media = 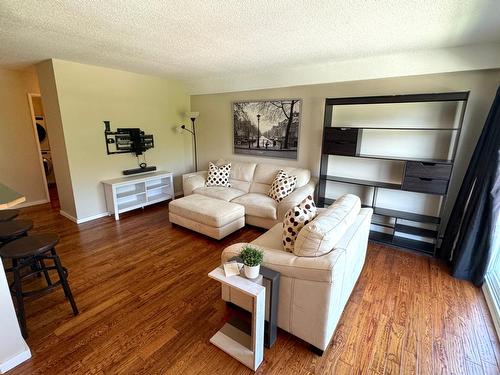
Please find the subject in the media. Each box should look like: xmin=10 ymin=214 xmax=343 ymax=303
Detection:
xmin=179 ymin=112 xmax=200 ymax=172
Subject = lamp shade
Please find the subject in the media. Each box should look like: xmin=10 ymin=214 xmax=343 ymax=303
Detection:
xmin=187 ymin=112 xmax=199 ymax=119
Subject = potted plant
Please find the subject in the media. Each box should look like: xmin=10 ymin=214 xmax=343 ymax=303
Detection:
xmin=240 ymin=245 xmax=264 ymax=279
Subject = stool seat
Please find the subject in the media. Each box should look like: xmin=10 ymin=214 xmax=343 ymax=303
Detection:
xmin=0 ymin=220 xmax=33 ymax=242
xmin=0 ymin=209 xmax=20 ymax=221
xmin=0 ymin=233 xmax=59 ymax=258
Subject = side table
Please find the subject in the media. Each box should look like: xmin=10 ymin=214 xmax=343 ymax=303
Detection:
xmin=227 ymin=256 xmax=280 ymax=348
xmin=208 ymin=267 xmax=265 ymax=371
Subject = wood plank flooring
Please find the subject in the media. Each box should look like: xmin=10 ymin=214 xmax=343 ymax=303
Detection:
xmin=5 ymin=201 xmax=500 ymax=374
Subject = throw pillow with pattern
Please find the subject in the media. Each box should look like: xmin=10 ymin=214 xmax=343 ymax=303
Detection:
xmin=268 ymin=170 xmax=297 ymax=202
xmin=282 ymin=195 xmax=317 ymax=252
xmin=206 ymin=162 xmax=231 ymax=187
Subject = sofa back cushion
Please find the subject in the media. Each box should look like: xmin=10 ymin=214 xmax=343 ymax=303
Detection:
xmin=293 ymin=194 xmax=361 ymax=257
xmin=215 ymin=160 xmax=256 ymax=193
xmin=250 ymin=164 xmax=310 ymax=194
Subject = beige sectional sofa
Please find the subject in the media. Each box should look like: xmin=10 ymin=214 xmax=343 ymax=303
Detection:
xmin=221 ymin=195 xmax=373 ymax=353
xmin=181 ymin=160 xmax=316 ymax=229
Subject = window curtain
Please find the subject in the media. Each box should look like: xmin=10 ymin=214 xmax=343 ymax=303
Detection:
xmin=438 ymin=86 xmax=500 ymax=286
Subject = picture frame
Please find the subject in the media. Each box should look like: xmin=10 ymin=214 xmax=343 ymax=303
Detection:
xmin=232 ymin=99 xmax=302 ymax=160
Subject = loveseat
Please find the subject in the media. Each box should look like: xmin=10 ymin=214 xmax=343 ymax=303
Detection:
xmin=221 ymin=194 xmax=373 ymax=353
xmin=182 ymin=160 xmax=316 ymax=229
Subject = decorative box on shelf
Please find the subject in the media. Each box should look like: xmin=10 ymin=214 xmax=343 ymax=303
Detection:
xmin=102 ymin=171 xmax=174 ymax=220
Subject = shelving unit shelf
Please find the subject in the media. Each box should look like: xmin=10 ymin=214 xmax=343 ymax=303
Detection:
xmin=318 ymin=92 xmax=469 ymax=256
xmin=102 ymin=171 xmax=174 ymax=220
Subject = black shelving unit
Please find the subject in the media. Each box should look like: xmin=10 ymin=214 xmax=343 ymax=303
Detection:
xmin=318 ymin=92 xmax=469 ymax=256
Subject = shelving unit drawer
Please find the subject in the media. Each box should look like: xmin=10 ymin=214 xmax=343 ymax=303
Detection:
xmin=405 ymin=162 xmax=452 ymax=180
xmin=323 ymin=128 xmax=360 ymax=156
xmin=402 ymin=176 xmax=448 ymax=195
xmin=324 ymin=127 xmax=359 ymax=142
xmin=322 ymin=141 xmax=357 ymax=156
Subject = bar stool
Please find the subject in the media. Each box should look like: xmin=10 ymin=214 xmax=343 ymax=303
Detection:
xmin=0 ymin=220 xmax=33 ymax=245
xmin=0 ymin=234 xmax=79 ymax=338
xmin=0 ymin=209 xmax=20 ymax=221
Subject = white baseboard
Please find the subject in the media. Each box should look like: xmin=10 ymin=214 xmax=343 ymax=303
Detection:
xmin=75 ymin=212 xmax=109 ymax=224
xmin=0 ymin=345 xmax=31 ymax=374
xmin=483 ymin=276 xmax=500 ymax=341
xmin=16 ymin=199 xmax=49 ymax=208
xmin=59 ymin=210 xmax=109 ymax=224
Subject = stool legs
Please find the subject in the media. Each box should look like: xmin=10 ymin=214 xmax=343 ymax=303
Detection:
xmin=51 ymin=249 xmax=78 ymax=316
xmin=38 ymin=258 xmax=52 ymax=286
xmin=12 ymin=259 xmax=28 ymax=338
xmin=8 ymin=249 xmax=78 ymax=338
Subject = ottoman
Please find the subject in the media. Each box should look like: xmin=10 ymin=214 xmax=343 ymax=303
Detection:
xmin=168 ymin=194 xmax=245 ymax=239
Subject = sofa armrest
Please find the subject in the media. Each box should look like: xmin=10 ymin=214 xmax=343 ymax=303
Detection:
xmin=182 ymin=171 xmax=207 ymax=196
xmin=221 ymin=242 xmax=345 ymax=283
xmin=277 ymin=178 xmax=317 ymax=221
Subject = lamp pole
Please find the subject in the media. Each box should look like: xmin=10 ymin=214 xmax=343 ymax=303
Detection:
xmin=180 ymin=112 xmax=199 ymax=172
xmin=190 ymin=116 xmax=197 ymax=172
xmin=257 ymin=114 xmax=261 ymax=148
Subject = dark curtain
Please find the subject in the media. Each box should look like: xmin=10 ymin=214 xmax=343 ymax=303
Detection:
xmin=438 ymin=86 xmax=500 ymax=286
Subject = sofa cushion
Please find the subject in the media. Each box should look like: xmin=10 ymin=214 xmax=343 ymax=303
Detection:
xmin=250 ymin=164 xmax=311 ymax=194
xmin=232 ymin=193 xmax=278 ymax=219
xmin=229 ymin=161 xmax=257 ymax=182
xmin=282 ymin=195 xmax=317 ymax=252
xmin=206 ymin=162 xmax=231 ymax=187
xmin=268 ymin=170 xmax=297 ymax=202
xmin=169 ymin=194 xmax=244 ymax=228
xmin=213 ymin=160 xmax=256 ymax=193
xmin=293 ymin=194 xmax=361 ymax=257
xmin=193 ymin=186 xmax=246 ymax=202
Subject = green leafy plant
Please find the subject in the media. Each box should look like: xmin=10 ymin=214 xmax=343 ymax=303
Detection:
xmin=240 ymin=245 xmax=264 ymax=267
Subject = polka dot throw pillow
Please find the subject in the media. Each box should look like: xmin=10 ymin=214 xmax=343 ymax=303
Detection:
xmin=282 ymin=195 xmax=317 ymax=252
xmin=206 ymin=162 xmax=231 ymax=187
xmin=268 ymin=170 xmax=297 ymax=202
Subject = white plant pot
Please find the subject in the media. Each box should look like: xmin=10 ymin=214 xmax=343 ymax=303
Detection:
xmin=244 ymin=265 xmax=260 ymax=279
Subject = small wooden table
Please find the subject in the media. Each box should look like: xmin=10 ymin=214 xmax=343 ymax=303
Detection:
xmin=0 ymin=183 xmax=25 ymax=209
xmin=227 ymin=256 xmax=280 ymax=348
xmin=208 ymin=267 xmax=265 ymax=371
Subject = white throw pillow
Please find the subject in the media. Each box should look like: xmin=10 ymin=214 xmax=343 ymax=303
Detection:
xmin=206 ymin=162 xmax=232 ymax=187
xmin=268 ymin=170 xmax=297 ymax=202
xmin=282 ymin=195 xmax=317 ymax=252
xmin=293 ymin=194 xmax=361 ymax=257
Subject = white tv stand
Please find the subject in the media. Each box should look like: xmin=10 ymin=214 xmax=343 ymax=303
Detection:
xmin=102 ymin=171 xmax=174 ymax=220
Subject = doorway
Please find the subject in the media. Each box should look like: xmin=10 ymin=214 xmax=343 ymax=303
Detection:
xmin=27 ymin=93 xmax=60 ymax=208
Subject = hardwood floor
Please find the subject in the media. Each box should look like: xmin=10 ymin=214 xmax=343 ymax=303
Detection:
xmin=6 ymin=201 xmax=500 ymax=374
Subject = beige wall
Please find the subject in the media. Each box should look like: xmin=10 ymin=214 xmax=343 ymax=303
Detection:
xmin=0 ymin=67 xmax=47 ymax=205
xmin=39 ymin=59 xmax=192 ymax=220
xmin=191 ymin=69 xmax=500 ymax=226
xmin=37 ymin=60 xmax=78 ymax=217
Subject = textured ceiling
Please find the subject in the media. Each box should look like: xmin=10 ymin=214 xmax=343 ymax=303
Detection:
xmin=1 ymin=0 xmax=500 ymax=80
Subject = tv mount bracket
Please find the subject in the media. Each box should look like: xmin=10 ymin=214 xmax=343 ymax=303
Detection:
xmin=103 ymin=121 xmax=154 ymax=156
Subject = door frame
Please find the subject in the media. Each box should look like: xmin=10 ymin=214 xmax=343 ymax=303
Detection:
xmin=27 ymin=93 xmax=50 ymax=203
xmin=483 ymin=218 xmax=500 ymax=341
xmin=483 ymin=274 xmax=500 ymax=340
